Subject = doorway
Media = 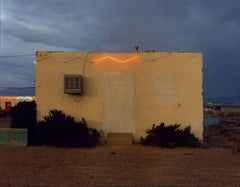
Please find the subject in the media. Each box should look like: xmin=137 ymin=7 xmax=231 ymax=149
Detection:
xmin=5 ymin=102 xmax=11 ymax=113
xmin=103 ymin=72 xmax=135 ymax=133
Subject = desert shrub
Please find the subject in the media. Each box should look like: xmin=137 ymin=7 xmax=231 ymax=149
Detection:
xmin=140 ymin=122 xmax=199 ymax=148
xmin=10 ymin=101 xmax=37 ymax=128
xmin=37 ymin=110 xmax=100 ymax=147
xmin=10 ymin=101 xmax=37 ymax=145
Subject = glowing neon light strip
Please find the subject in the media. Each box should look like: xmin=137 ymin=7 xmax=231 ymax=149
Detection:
xmin=0 ymin=96 xmax=35 ymax=100
xmin=92 ymin=55 xmax=139 ymax=63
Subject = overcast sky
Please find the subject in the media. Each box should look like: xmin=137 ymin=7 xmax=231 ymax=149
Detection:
xmin=0 ymin=0 xmax=240 ymax=99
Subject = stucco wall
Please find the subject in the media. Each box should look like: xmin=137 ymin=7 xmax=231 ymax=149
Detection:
xmin=36 ymin=51 xmax=203 ymax=140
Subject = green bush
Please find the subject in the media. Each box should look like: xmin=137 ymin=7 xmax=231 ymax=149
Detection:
xmin=10 ymin=101 xmax=37 ymax=145
xmin=37 ymin=110 xmax=100 ymax=147
xmin=140 ymin=122 xmax=199 ymax=148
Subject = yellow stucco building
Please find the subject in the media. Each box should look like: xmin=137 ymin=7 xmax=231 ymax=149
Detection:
xmin=36 ymin=51 xmax=203 ymax=141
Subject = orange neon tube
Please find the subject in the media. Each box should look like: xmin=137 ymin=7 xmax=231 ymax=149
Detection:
xmin=92 ymin=55 xmax=139 ymax=64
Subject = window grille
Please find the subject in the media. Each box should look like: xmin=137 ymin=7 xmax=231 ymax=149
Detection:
xmin=64 ymin=74 xmax=83 ymax=94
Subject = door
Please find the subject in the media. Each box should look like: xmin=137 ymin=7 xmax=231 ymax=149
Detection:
xmin=5 ymin=102 xmax=11 ymax=113
xmin=103 ymin=72 xmax=135 ymax=133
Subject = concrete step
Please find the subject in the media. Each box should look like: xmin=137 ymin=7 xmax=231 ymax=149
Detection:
xmin=107 ymin=138 xmax=133 ymax=145
xmin=107 ymin=133 xmax=133 ymax=145
xmin=107 ymin=132 xmax=133 ymax=138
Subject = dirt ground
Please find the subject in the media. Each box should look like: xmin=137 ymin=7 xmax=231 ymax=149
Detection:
xmin=0 ymin=145 xmax=239 ymax=187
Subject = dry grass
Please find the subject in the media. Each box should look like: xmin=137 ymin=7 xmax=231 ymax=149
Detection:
xmin=203 ymin=107 xmax=240 ymax=152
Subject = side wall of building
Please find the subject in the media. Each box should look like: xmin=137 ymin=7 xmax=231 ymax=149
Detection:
xmin=36 ymin=51 xmax=203 ymax=140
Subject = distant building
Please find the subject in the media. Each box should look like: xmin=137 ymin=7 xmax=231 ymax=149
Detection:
xmin=0 ymin=96 xmax=35 ymax=113
xmin=36 ymin=51 xmax=203 ymax=141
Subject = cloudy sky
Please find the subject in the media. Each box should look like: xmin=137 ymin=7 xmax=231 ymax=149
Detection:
xmin=0 ymin=0 xmax=240 ymax=99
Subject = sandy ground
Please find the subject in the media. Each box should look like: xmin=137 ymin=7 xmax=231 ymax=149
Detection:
xmin=0 ymin=145 xmax=239 ymax=187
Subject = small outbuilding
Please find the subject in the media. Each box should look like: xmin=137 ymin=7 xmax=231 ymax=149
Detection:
xmin=36 ymin=51 xmax=203 ymax=141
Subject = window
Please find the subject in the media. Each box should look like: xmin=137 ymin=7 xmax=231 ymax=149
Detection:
xmin=64 ymin=74 xmax=83 ymax=94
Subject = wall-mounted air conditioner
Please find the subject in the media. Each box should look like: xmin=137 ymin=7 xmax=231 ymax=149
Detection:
xmin=64 ymin=74 xmax=83 ymax=94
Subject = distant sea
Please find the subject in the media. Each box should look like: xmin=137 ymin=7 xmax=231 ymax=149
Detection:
xmin=204 ymin=96 xmax=240 ymax=107
xmin=0 ymin=87 xmax=35 ymax=96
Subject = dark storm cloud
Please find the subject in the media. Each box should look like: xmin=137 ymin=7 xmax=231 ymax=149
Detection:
xmin=1 ymin=0 xmax=240 ymax=99
xmin=2 ymin=0 xmax=198 ymax=51
xmin=0 ymin=54 xmax=35 ymax=87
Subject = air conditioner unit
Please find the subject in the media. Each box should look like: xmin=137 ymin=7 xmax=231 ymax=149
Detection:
xmin=64 ymin=74 xmax=83 ymax=94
